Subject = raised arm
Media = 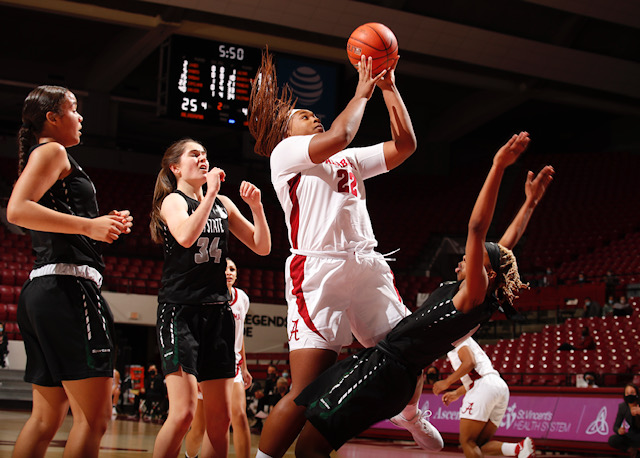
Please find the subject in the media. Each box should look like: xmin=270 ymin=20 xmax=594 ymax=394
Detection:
xmin=377 ymin=57 xmax=417 ymax=170
xmin=499 ymin=165 xmax=554 ymax=250
xmin=456 ymin=132 xmax=531 ymax=310
xmin=161 ymin=167 xmax=224 ymax=248
xmin=220 ymin=181 xmax=271 ymax=256
xmin=307 ymin=55 xmax=386 ymax=164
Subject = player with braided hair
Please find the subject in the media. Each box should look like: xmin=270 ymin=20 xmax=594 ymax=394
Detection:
xmin=248 ymin=49 xmax=434 ymax=457
xmin=293 ymin=132 xmax=554 ymax=456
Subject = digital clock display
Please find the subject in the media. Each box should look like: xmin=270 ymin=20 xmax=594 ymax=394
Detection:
xmin=158 ymin=35 xmax=261 ymax=126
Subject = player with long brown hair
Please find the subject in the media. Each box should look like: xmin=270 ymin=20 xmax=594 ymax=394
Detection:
xmin=149 ymin=138 xmax=270 ymax=457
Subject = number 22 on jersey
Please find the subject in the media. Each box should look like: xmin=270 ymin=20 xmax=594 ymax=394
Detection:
xmin=336 ymin=169 xmax=358 ymax=197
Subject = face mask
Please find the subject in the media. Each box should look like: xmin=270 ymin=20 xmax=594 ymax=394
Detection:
xmin=282 ymin=372 xmax=289 ymax=378
xmin=624 ymin=394 xmax=638 ymax=404
xmin=149 ymin=370 xmax=156 ymax=376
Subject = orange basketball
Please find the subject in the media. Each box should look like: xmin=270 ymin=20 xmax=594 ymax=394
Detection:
xmin=346 ymin=23 xmax=398 ymax=75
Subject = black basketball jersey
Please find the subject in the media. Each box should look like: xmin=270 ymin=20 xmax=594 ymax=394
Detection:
xmin=158 ymin=190 xmax=230 ymax=305
xmin=380 ymin=281 xmax=499 ymax=373
xmin=28 ymin=144 xmax=105 ymax=273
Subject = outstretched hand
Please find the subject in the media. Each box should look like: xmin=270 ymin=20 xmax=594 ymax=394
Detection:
xmin=355 ymin=55 xmax=387 ymax=100
xmin=494 ymin=131 xmax=530 ymax=169
xmin=525 ymin=165 xmax=554 ymax=206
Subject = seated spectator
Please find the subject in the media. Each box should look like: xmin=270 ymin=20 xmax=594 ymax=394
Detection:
xmin=608 ymin=384 xmax=640 ymax=455
xmin=281 ymin=366 xmax=291 ymax=386
xmin=558 ymin=327 xmax=596 ymax=351
xmin=583 ymin=297 xmax=602 ymax=318
xmin=425 ymin=366 xmax=440 ymax=385
xmin=264 ymin=364 xmax=279 ymax=395
xmin=577 ymin=272 xmax=587 ymax=283
xmin=604 ymin=270 xmax=619 ymax=298
xmin=143 ymin=364 xmax=167 ymax=422
xmin=576 ymin=371 xmax=599 ymax=388
xmin=603 ymin=296 xmax=615 ymax=317
xmin=613 ymin=296 xmax=633 ymax=316
xmin=541 ymin=267 xmax=556 ymax=287
xmin=267 ymin=377 xmax=290 ymax=408
xmin=251 ymin=378 xmax=290 ymax=434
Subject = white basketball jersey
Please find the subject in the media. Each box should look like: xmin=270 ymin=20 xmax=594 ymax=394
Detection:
xmin=271 ymin=135 xmax=388 ymax=253
xmin=447 ymin=337 xmax=499 ymax=391
xmin=230 ymin=287 xmax=250 ymax=365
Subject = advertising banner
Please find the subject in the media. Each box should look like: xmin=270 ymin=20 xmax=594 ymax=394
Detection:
xmin=374 ymin=392 xmax=618 ymax=443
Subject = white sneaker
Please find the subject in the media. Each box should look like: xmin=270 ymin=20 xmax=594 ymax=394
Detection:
xmin=390 ymin=409 xmax=444 ymax=451
xmin=516 ymin=437 xmax=535 ymax=457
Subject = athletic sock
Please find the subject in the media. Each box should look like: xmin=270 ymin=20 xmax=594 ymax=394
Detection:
xmin=256 ymin=450 xmax=274 ymax=458
xmin=502 ymin=442 xmax=518 ymax=456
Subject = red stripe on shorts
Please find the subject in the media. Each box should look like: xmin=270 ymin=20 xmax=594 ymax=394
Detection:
xmin=389 ymin=269 xmax=403 ymax=302
xmin=290 ymin=254 xmax=325 ymax=341
xmin=287 ymin=173 xmax=301 ymax=250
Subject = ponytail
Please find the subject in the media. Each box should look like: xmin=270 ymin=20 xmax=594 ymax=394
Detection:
xmin=149 ymin=138 xmax=203 ymax=244
xmin=18 ymin=85 xmax=68 ymax=175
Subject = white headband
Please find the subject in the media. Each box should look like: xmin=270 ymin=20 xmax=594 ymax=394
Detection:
xmin=288 ymin=108 xmax=302 ymax=120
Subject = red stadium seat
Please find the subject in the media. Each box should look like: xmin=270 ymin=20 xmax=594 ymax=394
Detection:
xmin=0 ymin=269 xmax=16 ymax=286
xmin=0 ymin=285 xmax=15 ymax=303
xmin=5 ymin=303 xmax=17 ymax=321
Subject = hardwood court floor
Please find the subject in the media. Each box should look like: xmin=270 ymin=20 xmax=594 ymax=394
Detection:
xmin=0 ymin=409 xmax=593 ymax=457
xmin=0 ymin=408 xmax=463 ymax=457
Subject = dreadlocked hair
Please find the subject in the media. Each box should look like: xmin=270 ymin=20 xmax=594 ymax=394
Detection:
xmin=248 ymin=49 xmax=296 ymax=157
xmin=493 ymin=244 xmax=528 ymax=307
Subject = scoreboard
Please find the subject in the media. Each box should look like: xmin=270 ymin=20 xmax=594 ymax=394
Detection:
xmin=158 ymin=35 xmax=261 ymax=126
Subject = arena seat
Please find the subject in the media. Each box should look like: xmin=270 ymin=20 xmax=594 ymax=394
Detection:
xmin=0 ymin=269 xmax=15 ymax=286
xmin=5 ymin=303 xmax=17 ymax=322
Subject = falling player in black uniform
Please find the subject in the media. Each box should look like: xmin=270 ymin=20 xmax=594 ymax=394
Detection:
xmin=293 ymin=132 xmax=554 ymax=457
xmin=149 ymin=138 xmax=270 ymax=457
xmin=7 ymin=85 xmax=133 ymax=458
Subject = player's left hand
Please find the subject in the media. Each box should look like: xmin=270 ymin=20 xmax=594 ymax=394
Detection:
xmin=442 ymin=391 xmax=461 ymax=406
xmin=109 ymin=209 xmax=133 ymax=234
xmin=376 ymin=55 xmax=399 ymax=90
xmin=239 ymin=181 xmax=262 ymax=208
xmin=525 ymin=165 xmax=554 ymax=205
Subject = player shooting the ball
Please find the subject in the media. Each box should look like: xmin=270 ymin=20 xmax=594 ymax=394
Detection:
xmin=247 ymin=47 xmax=443 ymax=457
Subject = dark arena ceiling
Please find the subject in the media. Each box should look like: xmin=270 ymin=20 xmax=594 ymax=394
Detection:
xmin=0 ymin=0 xmax=638 ymax=168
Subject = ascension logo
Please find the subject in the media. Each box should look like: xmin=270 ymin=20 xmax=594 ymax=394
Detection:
xmin=585 ymin=406 xmax=609 ymax=436
xmin=288 ymin=66 xmax=323 ymax=106
xmin=501 ymin=403 xmax=518 ymax=429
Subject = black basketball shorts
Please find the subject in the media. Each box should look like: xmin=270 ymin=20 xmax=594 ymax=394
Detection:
xmin=18 ymin=275 xmax=115 ymax=386
xmin=156 ymin=302 xmax=235 ymax=381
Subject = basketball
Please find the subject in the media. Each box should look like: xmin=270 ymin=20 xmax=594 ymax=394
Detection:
xmin=346 ymin=23 xmax=398 ymax=75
